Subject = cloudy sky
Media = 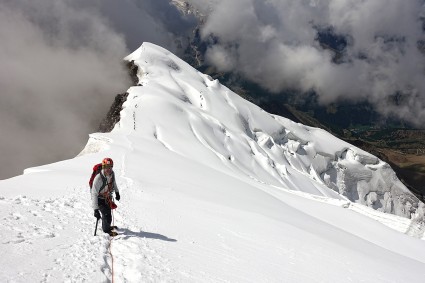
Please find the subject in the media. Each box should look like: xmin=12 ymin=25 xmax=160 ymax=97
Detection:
xmin=1 ymin=0 xmax=424 ymax=179
xmin=0 ymin=0 xmax=195 ymax=179
xmin=187 ymin=0 xmax=425 ymax=123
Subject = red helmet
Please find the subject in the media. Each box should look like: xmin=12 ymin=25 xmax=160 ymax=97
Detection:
xmin=102 ymin=157 xmax=114 ymax=168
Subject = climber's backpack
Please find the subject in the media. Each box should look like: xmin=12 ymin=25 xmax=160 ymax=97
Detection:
xmin=89 ymin=163 xmax=104 ymax=189
xmin=89 ymin=163 xmax=115 ymax=190
xmin=89 ymin=163 xmax=117 ymax=209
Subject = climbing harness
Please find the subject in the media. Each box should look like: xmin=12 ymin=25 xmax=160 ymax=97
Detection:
xmin=100 ymin=181 xmax=117 ymax=210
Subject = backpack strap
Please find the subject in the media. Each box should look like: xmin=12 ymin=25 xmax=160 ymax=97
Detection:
xmin=100 ymin=174 xmax=107 ymax=192
xmin=98 ymin=171 xmax=115 ymax=197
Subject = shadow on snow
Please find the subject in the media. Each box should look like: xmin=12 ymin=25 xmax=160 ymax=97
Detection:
xmin=119 ymin=228 xmax=177 ymax=242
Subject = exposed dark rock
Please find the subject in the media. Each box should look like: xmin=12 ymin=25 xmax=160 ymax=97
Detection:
xmin=98 ymin=92 xmax=129 ymax=132
xmin=98 ymin=61 xmax=139 ymax=133
xmin=126 ymin=60 xmax=139 ymax=86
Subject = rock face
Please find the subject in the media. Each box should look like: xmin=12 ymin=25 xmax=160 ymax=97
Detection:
xmin=98 ymin=61 xmax=139 ymax=133
xmin=98 ymin=92 xmax=129 ymax=133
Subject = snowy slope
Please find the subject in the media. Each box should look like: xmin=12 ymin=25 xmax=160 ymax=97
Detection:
xmin=123 ymin=43 xmax=421 ymax=218
xmin=1 ymin=42 xmax=425 ymax=282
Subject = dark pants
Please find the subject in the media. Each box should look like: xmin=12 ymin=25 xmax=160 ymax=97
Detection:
xmin=98 ymin=198 xmax=112 ymax=233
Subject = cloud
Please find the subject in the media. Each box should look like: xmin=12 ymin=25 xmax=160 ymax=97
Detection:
xmin=98 ymin=0 xmax=196 ymax=52
xmin=186 ymin=0 xmax=425 ymax=126
xmin=0 ymin=0 xmax=196 ymax=179
xmin=0 ymin=0 xmax=132 ymax=179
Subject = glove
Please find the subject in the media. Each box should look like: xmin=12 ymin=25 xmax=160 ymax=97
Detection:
xmin=94 ymin=209 xmax=101 ymax=219
xmin=115 ymin=192 xmax=120 ymax=201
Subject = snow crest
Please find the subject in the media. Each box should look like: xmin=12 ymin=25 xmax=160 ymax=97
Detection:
xmin=122 ymin=42 xmax=421 ymax=218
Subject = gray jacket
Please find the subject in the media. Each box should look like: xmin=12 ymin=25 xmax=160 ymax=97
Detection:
xmin=91 ymin=169 xmax=119 ymax=210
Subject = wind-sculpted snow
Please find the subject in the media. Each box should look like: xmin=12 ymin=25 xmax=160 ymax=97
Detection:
xmin=122 ymin=43 xmax=422 ymax=219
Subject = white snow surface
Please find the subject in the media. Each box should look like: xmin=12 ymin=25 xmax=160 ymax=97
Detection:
xmin=1 ymin=42 xmax=425 ymax=282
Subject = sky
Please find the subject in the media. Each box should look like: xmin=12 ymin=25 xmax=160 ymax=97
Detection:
xmin=0 ymin=42 xmax=424 ymax=282
xmin=1 ymin=0 xmax=424 ymax=179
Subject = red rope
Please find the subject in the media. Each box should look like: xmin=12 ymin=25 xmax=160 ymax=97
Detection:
xmin=108 ymin=208 xmax=115 ymax=283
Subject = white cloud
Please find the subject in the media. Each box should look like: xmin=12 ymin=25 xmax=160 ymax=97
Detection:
xmin=0 ymin=0 xmax=131 ymax=179
xmin=205 ymin=45 xmax=237 ymax=72
xmin=187 ymin=0 xmax=425 ymax=125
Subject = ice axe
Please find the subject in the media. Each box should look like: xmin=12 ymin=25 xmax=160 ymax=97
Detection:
xmin=94 ymin=218 xmax=100 ymax=236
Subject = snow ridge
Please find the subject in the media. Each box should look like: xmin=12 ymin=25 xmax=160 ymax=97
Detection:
xmin=122 ymin=42 xmax=421 ymax=218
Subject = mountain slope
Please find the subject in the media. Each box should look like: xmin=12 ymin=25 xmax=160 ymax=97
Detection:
xmin=0 ymin=42 xmax=424 ymax=282
xmin=123 ymin=43 xmax=421 ymax=218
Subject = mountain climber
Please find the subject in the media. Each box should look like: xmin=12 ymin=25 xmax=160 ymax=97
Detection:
xmin=92 ymin=157 xmax=120 ymax=236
